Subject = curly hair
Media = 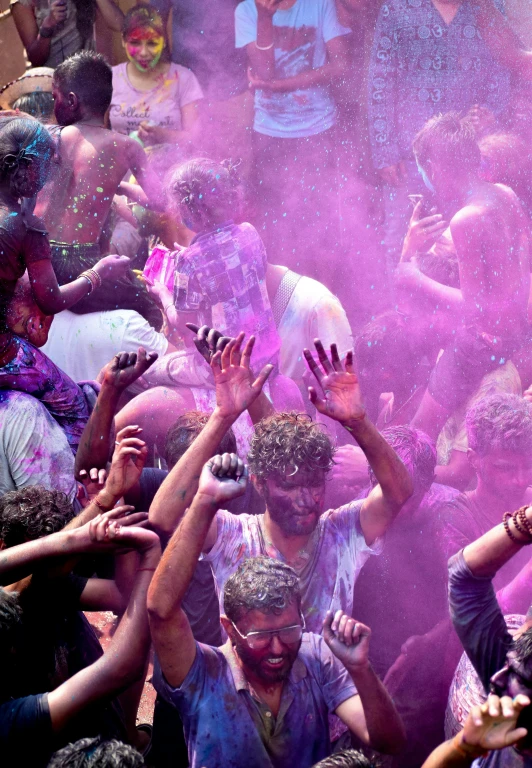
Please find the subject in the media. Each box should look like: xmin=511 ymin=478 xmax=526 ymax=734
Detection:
xmin=164 ymin=411 xmax=237 ymax=469
xmin=0 ymin=587 xmax=22 ymax=655
xmin=247 ymin=412 xmax=335 ymax=480
xmin=47 ymin=737 xmax=145 ymax=768
xmin=466 ymin=394 xmax=532 ymax=457
xmin=224 ymin=556 xmax=301 ymax=624
xmin=413 ymin=111 xmax=481 ymax=172
xmin=0 ymin=486 xmax=74 ymax=549
xmin=312 ymin=750 xmax=378 ymax=768
xmin=369 ymin=426 xmax=436 ymax=494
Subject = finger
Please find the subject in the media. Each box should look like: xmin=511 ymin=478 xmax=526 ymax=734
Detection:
xmin=242 ymin=335 xmax=256 ymax=369
xmin=501 ymin=696 xmax=515 ymax=718
xmin=79 ymin=469 xmax=89 ymax=486
xmin=185 ymin=322 xmax=201 ymax=335
xmin=197 ymin=325 xmax=211 ymax=342
xmin=229 ymin=453 xmax=238 ymax=476
xmin=90 ymin=467 xmax=99 ymax=482
xmin=230 ymin=332 xmax=245 ymax=367
xmin=236 ymin=456 xmax=246 ymax=480
xmin=98 ymin=468 xmax=107 ymax=485
xmin=117 ymin=512 xmax=149 ymax=527
xmin=101 ymin=505 xmax=135 ymax=520
xmin=337 ymin=613 xmax=349 ymax=639
xmin=424 ymin=222 xmax=448 ymax=236
xmin=251 ymin=363 xmax=273 ymax=391
xmin=419 ymin=213 xmax=443 ymax=226
xmin=116 ymin=437 xmax=146 ymax=450
xmin=116 ymin=425 xmax=142 ymax=441
xmin=115 ymin=447 xmax=143 ymax=459
xmin=470 ymin=704 xmax=484 ymax=727
xmin=322 ymin=609 xmax=334 ymax=635
xmin=210 ymin=454 xmax=224 ymax=476
xmin=514 ymin=694 xmax=531 ymax=710
xmin=304 ymin=349 xmax=324 ymax=384
xmin=308 ymin=386 xmax=326 ymax=414
xmin=344 ymin=350 xmax=355 ymax=375
xmin=344 ymin=618 xmax=356 ymax=646
xmin=314 ymin=339 xmax=334 ymax=375
xmin=220 ymin=452 xmax=232 ymax=475
xmin=127 ymin=352 xmax=137 ymax=368
xmin=411 ymin=198 xmax=423 ymax=221
xmin=488 ymin=694 xmax=502 ymax=717
xmin=331 ymin=608 xmax=343 ymax=633
xmin=330 ymin=343 xmax=343 ymax=372
xmin=220 ymin=338 xmax=235 ymax=370
xmin=207 ymin=327 xmax=222 ymax=350
xmin=505 ymin=727 xmax=528 ymax=746
xmin=211 ymin=349 xmax=222 ymax=374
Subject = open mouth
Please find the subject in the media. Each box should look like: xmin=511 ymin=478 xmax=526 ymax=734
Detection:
xmin=265 ymin=657 xmax=285 ymax=667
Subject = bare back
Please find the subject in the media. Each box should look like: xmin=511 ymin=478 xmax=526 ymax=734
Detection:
xmin=450 ymin=181 xmax=530 ymax=340
xmin=35 ymin=125 xmax=147 ymax=245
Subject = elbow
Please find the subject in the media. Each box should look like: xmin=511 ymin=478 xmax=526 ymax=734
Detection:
xmin=147 ymin=584 xmax=177 ymax=624
xmin=148 ymin=513 xmax=174 ymax=542
xmin=369 ymin=724 xmax=407 ymax=756
xmin=27 ymin=49 xmax=48 ymax=67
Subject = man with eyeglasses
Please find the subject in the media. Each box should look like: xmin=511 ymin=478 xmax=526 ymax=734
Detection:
xmin=148 ymin=453 xmax=406 ymax=768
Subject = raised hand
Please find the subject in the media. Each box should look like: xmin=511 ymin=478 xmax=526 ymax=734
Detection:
xmin=304 ymin=340 xmax=365 ymax=424
xmin=400 ymin=198 xmax=447 ymax=262
xmin=93 ymin=254 xmax=131 ymax=281
xmin=197 ymin=453 xmax=248 ymax=506
xmin=100 ymin=347 xmax=158 ymax=391
xmin=255 ymin=0 xmax=283 ymax=17
xmin=104 ymin=426 xmax=148 ymax=500
xmin=460 ymin=694 xmax=530 ymax=754
xmin=212 ymin=332 xmax=273 ymax=420
xmin=323 ymin=609 xmax=371 ymax=671
xmin=72 ymin=506 xmax=159 ymax=555
xmin=186 ymin=323 xmax=232 ymax=364
xmin=78 ymin=466 xmax=107 ymax=508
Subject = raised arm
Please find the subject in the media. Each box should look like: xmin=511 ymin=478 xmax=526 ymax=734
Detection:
xmin=11 ymin=0 xmax=65 ymax=67
xmin=394 ymin=261 xmax=464 ymax=316
xmin=243 ymin=0 xmax=280 ymax=80
xmin=304 ymin=340 xmax=413 ymax=544
xmin=94 ymin=0 xmax=124 ymax=31
xmin=473 ymin=0 xmax=532 ymax=79
xmin=462 ymin=505 xmax=532 ymax=578
xmin=148 ymin=333 xmax=273 ymax=540
xmin=323 ymin=610 xmax=406 ymax=754
xmin=148 ymin=454 xmax=247 ymax=688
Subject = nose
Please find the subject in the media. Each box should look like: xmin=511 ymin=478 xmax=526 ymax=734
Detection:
xmin=490 ymin=665 xmax=510 ymax=692
xmin=269 ymin=635 xmax=284 ymax=655
xmin=139 ymin=42 xmax=150 ymax=57
xmin=295 ymin=486 xmax=314 ymax=508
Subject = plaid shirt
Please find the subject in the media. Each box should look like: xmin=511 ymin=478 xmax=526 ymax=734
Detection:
xmin=173 ymin=222 xmax=280 ymax=370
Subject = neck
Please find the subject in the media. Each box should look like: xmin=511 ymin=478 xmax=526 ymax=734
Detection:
xmin=77 ymin=115 xmax=106 ymax=128
xmin=263 ymin=511 xmax=313 ymax=562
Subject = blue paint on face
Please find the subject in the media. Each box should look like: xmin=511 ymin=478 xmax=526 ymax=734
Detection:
xmin=416 ymin=159 xmax=436 ymax=194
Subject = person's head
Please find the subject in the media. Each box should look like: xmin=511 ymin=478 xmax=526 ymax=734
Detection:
xmin=121 ymin=4 xmax=167 ymax=73
xmin=12 ymin=92 xmax=55 ymax=120
xmin=413 ymin=112 xmax=481 ymax=200
xmin=165 ymin=157 xmax=244 ymax=232
xmin=52 ymin=51 xmax=113 ymax=125
xmin=164 ymin=411 xmax=237 ymax=469
xmin=466 ymin=394 xmax=532 ymax=506
xmin=0 ymin=66 xmax=54 ymax=119
xmin=369 ymin=426 xmax=436 ymax=513
xmin=311 ymin=750 xmax=377 ymax=768
xmin=221 ymin=556 xmax=303 ymax=683
xmin=478 ymin=132 xmax=532 ymax=212
xmin=6 ymin=274 xmax=53 ymax=347
xmin=0 ymin=116 xmax=54 ymax=198
xmin=0 ymin=587 xmax=22 ymax=658
xmin=47 ymin=736 xmax=145 ymax=767
xmin=0 ymin=485 xmax=74 ymax=549
xmin=247 ymin=412 xmax=335 ymax=537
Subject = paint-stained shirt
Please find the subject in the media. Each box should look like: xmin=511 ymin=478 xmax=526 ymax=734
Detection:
xmin=110 ymin=62 xmax=203 ymax=137
xmin=367 ymin=0 xmax=510 ymax=169
xmin=235 ymin=0 xmax=350 ymax=138
xmin=203 ymin=501 xmax=382 ymax=633
xmin=154 ymin=635 xmax=357 ymax=768
xmin=173 ymin=222 xmax=280 ymax=372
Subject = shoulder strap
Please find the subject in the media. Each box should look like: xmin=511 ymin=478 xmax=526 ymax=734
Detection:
xmin=272 ymin=269 xmax=302 ymax=327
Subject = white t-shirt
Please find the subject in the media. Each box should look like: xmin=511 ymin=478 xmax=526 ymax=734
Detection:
xmin=0 ymin=392 xmax=76 ymax=501
xmin=41 ymin=310 xmax=169 ymax=383
xmin=277 ymin=274 xmax=353 ymax=380
xmin=204 ymin=501 xmax=382 ymax=633
xmin=235 ymin=0 xmax=350 ymax=138
xmin=110 ymin=62 xmax=204 ymax=136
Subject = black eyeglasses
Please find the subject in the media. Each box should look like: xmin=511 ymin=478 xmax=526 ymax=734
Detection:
xmin=231 ymin=617 xmax=306 ymax=650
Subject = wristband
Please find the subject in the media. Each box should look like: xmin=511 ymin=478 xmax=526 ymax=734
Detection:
xmin=452 ymin=732 xmax=488 ymax=759
xmin=39 ymin=25 xmax=55 ymax=38
xmin=255 ymin=40 xmax=274 ymax=50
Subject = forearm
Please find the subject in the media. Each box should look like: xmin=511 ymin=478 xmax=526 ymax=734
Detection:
xmin=32 ymin=276 xmax=91 ymax=315
xmin=267 ymin=61 xmax=344 ymax=91
xmin=401 ymin=270 xmax=464 ymax=315
xmin=252 ymin=13 xmax=276 ymax=79
xmin=74 ymin=383 xmax=121 ymax=476
xmin=0 ymin=528 xmax=75 ymax=585
xmin=26 ymin=34 xmax=53 ymax=66
xmin=148 ymin=495 xmax=216 ymax=619
xmin=462 ymin=513 xmax=529 ymax=577
xmin=421 ymin=736 xmax=474 ymax=768
xmin=149 ymin=409 xmax=235 ymax=536
xmin=349 ymin=663 xmax=406 ymax=754
xmin=497 ymin=562 xmax=532 ymax=615
xmin=95 ymin=0 xmax=124 ymax=31
xmin=345 ymin=415 xmax=412 ymax=508
xmin=247 ymin=390 xmax=275 ymax=424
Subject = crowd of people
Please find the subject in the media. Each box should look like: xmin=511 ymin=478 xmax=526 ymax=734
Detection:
xmin=2 ymin=0 xmax=532 ymax=766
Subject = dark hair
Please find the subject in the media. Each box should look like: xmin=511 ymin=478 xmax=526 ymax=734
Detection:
xmin=166 ymin=157 xmax=244 ymax=228
xmin=164 ymin=411 xmax=237 ymax=469
xmin=466 ymin=394 xmax=532 ymax=457
xmin=247 ymin=412 xmax=335 ymax=480
xmin=223 ymin=556 xmax=301 ymax=624
xmin=122 ymin=3 xmax=165 ymax=40
xmin=53 ymin=51 xmax=112 ymax=117
xmin=417 ymin=248 xmax=460 ymax=289
xmin=47 ymin=737 xmax=145 ymax=768
xmin=0 ymin=588 xmax=22 ymax=655
xmin=0 ymin=116 xmax=54 ymax=184
xmin=12 ymin=92 xmax=55 ymax=120
xmin=513 ymin=627 xmax=532 ymax=668
xmin=479 ymin=132 xmax=532 ymax=213
xmin=0 ymin=486 xmax=74 ymax=549
xmin=312 ymin=750 xmax=378 ymax=768
xmin=369 ymin=426 xmax=436 ymax=494
xmin=413 ymin=111 xmax=481 ymax=172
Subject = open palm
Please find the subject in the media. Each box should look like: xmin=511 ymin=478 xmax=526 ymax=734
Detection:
xmin=304 ymin=340 xmax=365 ymax=423
xmin=212 ymin=333 xmax=273 ymax=419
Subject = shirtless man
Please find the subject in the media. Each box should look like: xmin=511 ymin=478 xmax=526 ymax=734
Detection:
xmin=35 ymin=50 xmax=162 ymax=323
xmin=395 ymin=111 xmax=530 ymax=441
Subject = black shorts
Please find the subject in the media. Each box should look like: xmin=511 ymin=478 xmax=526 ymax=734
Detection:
xmin=428 ymin=328 xmax=521 ymax=412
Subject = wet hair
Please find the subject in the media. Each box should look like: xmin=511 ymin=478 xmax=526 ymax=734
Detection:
xmin=47 ymin=737 xmax=145 ymax=768
xmin=247 ymin=412 xmax=335 ymax=480
xmin=0 ymin=588 xmax=22 ymax=655
xmin=311 ymin=750 xmax=378 ymax=768
xmin=122 ymin=3 xmax=165 ymax=40
xmin=12 ymin=91 xmax=54 ymax=120
xmin=413 ymin=111 xmax=481 ymax=173
xmin=166 ymin=157 xmax=244 ymax=229
xmin=0 ymin=116 xmax=54 ymax=183
xmin=0 ymin=486 xmax=74 ymax=549
xmin=223 ymin=556 xmax=301 ymax=624
xmin=466 ymin=394 xmax=532 ymax=457
xmin=369 ymin=426 xmax=436 ymax=494
xmin=164 ymin=411 xmax=237 ymax=469
xmin=53 ymin=51 xmax=113 ymax=117
xmin=417 ymin=249 xmax=460 ymax=289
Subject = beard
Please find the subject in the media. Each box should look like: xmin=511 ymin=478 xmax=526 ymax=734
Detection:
xmin=235 ymin=637 xmax=300 ymax=683
xmin=265 ymin=489 xmax=321 ymax=537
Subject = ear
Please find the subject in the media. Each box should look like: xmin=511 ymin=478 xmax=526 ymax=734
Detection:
xmin=68 ymin=91 xmax=79 ymax=111
xmin=220 ymin=615 xmax=234 ymax=641
xmin=251 ymin=474 xmax=265 ymax=496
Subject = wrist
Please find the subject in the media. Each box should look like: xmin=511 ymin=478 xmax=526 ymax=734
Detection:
xmin=212 ymin=406 xmax=240 ymax=427
xmin=344 ymin=660 xmax=372 ymax=677
xmin=39 ymin=22 xmax=55 ymax=36
xmin=139 ymin=544 xmax=162 ymax=570
xmin=95 ymin=488 xmax=118 ymax=510
xmin=343 ymin=413 xmax=368 ymax=432
xmin=191 ymin=492 xmax=221 ymax=512
xmin=452 ymin=732 xmax=488 ymax=760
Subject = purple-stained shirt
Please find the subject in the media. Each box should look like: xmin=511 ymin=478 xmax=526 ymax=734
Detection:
xmin=153 ymin=634 xmax=357 ymax=768
xmin=203 ymin=501 xmax=382 ymax=634
xmin=173 ymin=222 xmax=280 ymax=372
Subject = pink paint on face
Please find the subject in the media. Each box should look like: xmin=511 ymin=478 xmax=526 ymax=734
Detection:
xmin=125 ymin=28 xmax=164 ymax=72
